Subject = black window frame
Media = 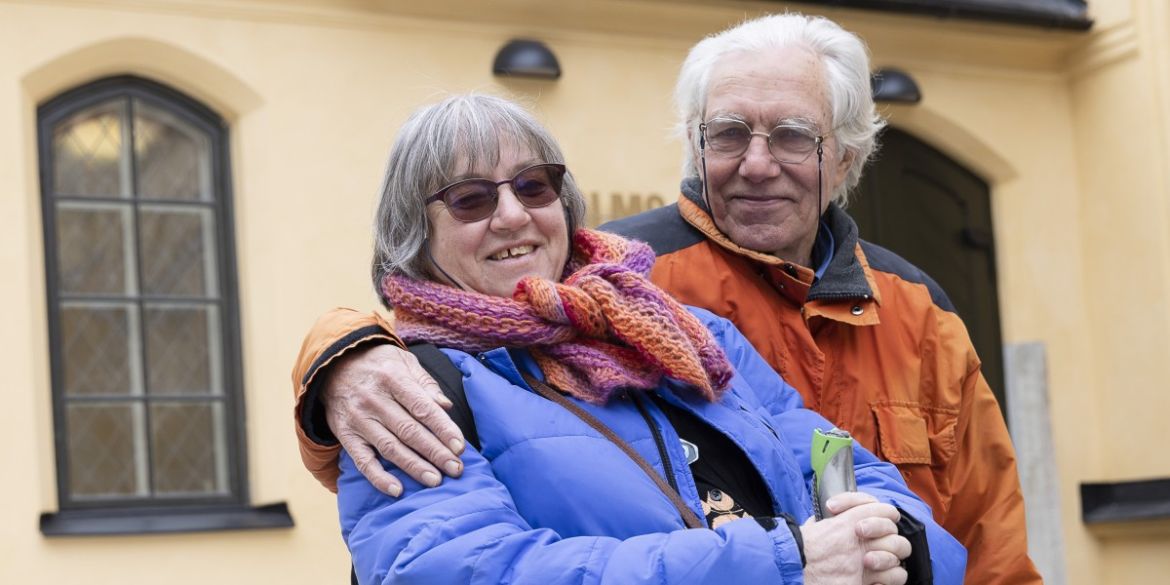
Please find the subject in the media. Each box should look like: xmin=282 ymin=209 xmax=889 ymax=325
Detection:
xmin=37 ymin=75 xmax=288 ymax=535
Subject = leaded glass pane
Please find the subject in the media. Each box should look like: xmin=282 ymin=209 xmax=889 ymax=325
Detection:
xmin=134 ymin=101 xmax=212 ymax=201
xmin=145 ymin=304 xmax=220 ymax=395
xmin=139 ymin=206 xmax=217 ymax=297
xmin=151 ymin=402 xmax=227 ymax=495
xmin=56 ymin=203 xmax=136 ymax=295
xmin=52 ymin=99 xmax=129 ymax=198
xmin=60 ymin=302 xmax=141 ymax=396
xmin=67 ymin=402 xmax=147 ymax=498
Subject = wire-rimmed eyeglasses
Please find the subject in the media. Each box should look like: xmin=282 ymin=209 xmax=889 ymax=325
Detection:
xmin=696 ymin=117 xmax=829 ymax=223
xmin=699 ymin=118 xmax=824 ymax=164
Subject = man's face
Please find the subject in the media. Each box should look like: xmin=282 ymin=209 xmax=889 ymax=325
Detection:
xmin=696 ymin=46 xmax=852 ymax=267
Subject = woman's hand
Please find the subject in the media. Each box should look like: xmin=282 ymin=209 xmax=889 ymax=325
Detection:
xmin=799 ymin=492 xmax=911 ymax=585
xmin=322 ymin=343 xmax=466 ymax=496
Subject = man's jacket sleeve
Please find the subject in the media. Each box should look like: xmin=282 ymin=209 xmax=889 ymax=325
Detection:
xmin=702 ymin=310 xmax=968 ymax=583
xmin=940 ymin=320 xmax=1041 ymax=583
xmin=338 ymin=447 xmax=807 ymax=585
xmin=291 ymin=307 xmax=401 ymax=492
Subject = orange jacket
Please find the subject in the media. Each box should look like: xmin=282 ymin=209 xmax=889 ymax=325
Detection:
xmin=602 ymin=186 xmax=1040 ymax=584
xmin=291 ymin=185 xmax=1041 ymax=583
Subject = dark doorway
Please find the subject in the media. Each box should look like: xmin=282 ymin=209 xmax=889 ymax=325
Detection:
xmin=850 ymin=127 xmax=1006 ymax=411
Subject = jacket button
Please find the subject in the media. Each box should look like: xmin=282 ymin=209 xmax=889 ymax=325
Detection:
xmin=850 ymin=304 xmax=864 ymax=316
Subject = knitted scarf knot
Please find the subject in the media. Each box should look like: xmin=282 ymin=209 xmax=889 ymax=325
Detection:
xmin=381 ymin=229 xmax=733 ymax=404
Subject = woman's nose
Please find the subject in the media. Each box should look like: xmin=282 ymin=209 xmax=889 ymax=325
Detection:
xmin=489 ymin=185 xmax=532 ymax=230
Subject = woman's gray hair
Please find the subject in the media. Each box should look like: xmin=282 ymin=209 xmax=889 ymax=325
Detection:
xmin=371 ymin=94 xmax=585 ymax=288
xmin=674 ymin=13 xmax=886 ymax=206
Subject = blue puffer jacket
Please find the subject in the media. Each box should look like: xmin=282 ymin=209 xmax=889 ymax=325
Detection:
xmin=338 ymin=308 xmax=966 ymax=584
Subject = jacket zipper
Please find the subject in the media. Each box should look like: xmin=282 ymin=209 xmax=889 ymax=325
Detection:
xmin=739 ymin=404 xmax=781 ymax=441
xmin=632 ymin=394 xmax=682 ymax=496
xmin=807 ymin=291 xmax=870 ymax=302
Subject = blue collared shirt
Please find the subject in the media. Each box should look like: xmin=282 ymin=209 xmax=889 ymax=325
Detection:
xmin=812 ymin=221 xmax=835 ymax=282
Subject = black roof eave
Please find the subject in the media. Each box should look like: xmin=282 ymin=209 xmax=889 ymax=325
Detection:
xmin=793 ymin=0 xmax=1093 ymax=31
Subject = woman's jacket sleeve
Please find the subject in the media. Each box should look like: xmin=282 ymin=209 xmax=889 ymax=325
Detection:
xmin=703 ymin=310 xmax=968 ymax=584
xmin=338 ymin=448 xmax=804 ymax=585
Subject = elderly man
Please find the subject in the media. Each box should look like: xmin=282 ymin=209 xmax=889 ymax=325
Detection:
xmin=293 ymin=13 xmax=1041 ymax=584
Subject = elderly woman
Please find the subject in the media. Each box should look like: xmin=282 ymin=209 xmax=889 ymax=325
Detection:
xmin=335 ymin=94 xmax=964 ymax=585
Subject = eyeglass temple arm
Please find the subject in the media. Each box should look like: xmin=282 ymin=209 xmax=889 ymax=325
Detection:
xmin=698 ymin=123 xmax=713 ymax=213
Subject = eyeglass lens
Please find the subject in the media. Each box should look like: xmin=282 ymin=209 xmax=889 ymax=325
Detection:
xmin=703 ymin=119 xmax=820 ymax=164
xmin=438 ymin=164 xmax=565 ymax=222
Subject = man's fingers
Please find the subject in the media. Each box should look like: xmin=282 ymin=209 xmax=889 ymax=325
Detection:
xmin=343 ymin=439 xmax=403 ymax=497
xmin=405 ymin=364 xmax=454 ymax=410
xmin=863 ymin=550 xmax=903 ymax=572
xmin=866 ymin=533 xmax=912 ymax=560
xmin=838 ymin=500 xmax=900 ymax=527
xmin=384 ymin=418 xmax=456 ymax=483
xmin=388 ymin=352 xmax=466 ymax=457
xmin=863 ymin=564 xmax=908 ymax=585
xmin=341 ymin=411 xmax=454 ymax=492
xmin=374 ymin=438 xmax=442 ymax=488
xmin=395 ymin=372 xmax=467 ymax=458
xmin=367 ymin=392 xmax=463 ymax=480
xmin=855 ymin=516 xmax=898 ymax=539
xmin=355 ymin=410 xmax=445 ymax=487
xmin=338 ymin=394 xmax=447 ymax=487
xmin=825 ymin=490 xmax=878 ymax=515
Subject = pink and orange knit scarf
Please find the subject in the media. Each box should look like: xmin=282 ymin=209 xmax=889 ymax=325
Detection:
xmin=381 ymin=229 xmax=733 ymax=404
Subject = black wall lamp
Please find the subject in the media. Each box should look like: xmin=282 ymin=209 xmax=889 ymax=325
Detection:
xmin=871 ymin=68 xmax=922 ymax=104
xmin=493 ymin=39 xmax=561 ymax=80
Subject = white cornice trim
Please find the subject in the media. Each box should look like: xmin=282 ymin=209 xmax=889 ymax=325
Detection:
xmin=1065 ymin=21 xmax=1140 ymax=79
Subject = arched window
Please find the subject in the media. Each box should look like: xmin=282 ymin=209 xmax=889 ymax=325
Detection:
xmin=37 ymin=76 xmax=285 ymax=533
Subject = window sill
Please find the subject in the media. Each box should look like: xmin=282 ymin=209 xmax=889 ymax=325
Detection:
xmin=1082 ymin=478 xmax=1170 ymax=538
xmin=40 ymin=502 xmax=294 ymax=537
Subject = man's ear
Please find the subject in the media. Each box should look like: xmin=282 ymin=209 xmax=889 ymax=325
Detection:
xmin=687 ymin=126 xmax=701 ymax=171
xmin=834 ymin=147 xmax=855 ymax=184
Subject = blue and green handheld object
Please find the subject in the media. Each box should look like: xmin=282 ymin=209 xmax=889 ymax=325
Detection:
xmin=811 ymin=428 xmax=858 ymax=520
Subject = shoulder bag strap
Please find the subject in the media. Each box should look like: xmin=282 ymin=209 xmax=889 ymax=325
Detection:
xmin=520 ymin=373 xmax=704 ymax=530
xmin=406 ymin=342 xmax=480 ymax=451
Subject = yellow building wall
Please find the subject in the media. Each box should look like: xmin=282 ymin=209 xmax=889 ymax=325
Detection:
xmin=1064 ymin=0 xmax=1170 ymax=579
xmin=1 ymin=0 xmax=1167 ymax=583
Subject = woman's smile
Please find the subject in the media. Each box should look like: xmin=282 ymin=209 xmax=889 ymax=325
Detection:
xmin=487 ymin=243 xmax=537 ymax=261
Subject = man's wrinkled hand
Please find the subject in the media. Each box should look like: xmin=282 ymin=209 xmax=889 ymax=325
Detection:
xmin=800 ymin=492 xmax=910 ymax=585
xmin=323 ymin=343 xmax=466 ymax=497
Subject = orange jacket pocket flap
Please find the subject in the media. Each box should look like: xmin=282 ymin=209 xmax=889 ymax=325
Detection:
xmin=871 ymin=403 xmax=932 ymax=465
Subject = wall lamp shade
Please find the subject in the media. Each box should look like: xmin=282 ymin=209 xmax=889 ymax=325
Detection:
xmin=493 ymin=39 xmax=561 ymax=80
xmin=871 ymin=68 xmax=922 ymax=104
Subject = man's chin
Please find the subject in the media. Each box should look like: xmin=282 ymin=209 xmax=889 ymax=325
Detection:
xmin=721 ymin=223 xmax=791 ymax=256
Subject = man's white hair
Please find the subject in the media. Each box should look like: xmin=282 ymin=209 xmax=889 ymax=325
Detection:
xmin=675 ymin=13 xmax=886 ymax=206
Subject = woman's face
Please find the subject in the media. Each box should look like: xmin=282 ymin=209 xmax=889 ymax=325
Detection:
xmin=425 ymin=137 xmax=570 ymax=298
